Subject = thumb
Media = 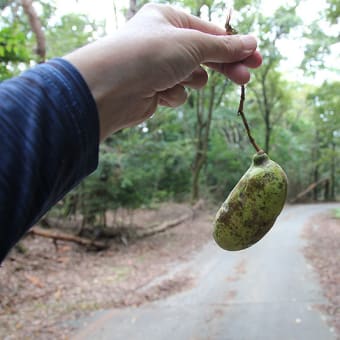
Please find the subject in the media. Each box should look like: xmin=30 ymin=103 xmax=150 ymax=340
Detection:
xmin=190 ymin=33 xmax=258 ymax=64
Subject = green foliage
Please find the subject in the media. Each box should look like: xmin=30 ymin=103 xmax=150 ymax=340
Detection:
xmin=205 ymin=131 xmax=250 ymax=200
xmin=307 ymin=81 xmax=340 ymax=199
xmin=0 ymin=23 xmax=29 ymax=80
xmin=0 ymin=0 xmax=12 ymax=10
xmin=308 ymin=81 xmax=340 ymax=157
xmin=325 ymin=0 xmax=340 ymax=24
xmin=333 ymin=208 xmax=340 ymax=219
xmin=0 ymin=5 xmax=32 ymax=79
xmin=0 ymin=0 xmax=102 ymax=80
xmin=0 ymin=25 xmax=28 ymax=61
xmin=300 ymin=23 xmax=335 ymax=74
xmin=45 ymin=14 xmax=104 ymax=58
xmin=301 ymin=0 xmax=339 ymax=75
xmin=234 ymin=0 xmax=259 ymax=11
xmin=57 ymin=108 xmax=193 ymax=226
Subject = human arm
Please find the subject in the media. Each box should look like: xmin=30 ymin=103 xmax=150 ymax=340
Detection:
xmin=0 ymin=3 xmax=261 ymax=263
xmin=0 ymin=59 xmax=99 ymax=263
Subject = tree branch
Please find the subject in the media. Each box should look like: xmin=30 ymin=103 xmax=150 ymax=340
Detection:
xmin=21 ymin=0 xmax=46 ymax=63
xmin=126 ymin=0 xmax=137 ymax=20
xmin=247 ymin=85 xmax=265 ymax=119
xmin=215 ymin=78 xmax=229 ymax=108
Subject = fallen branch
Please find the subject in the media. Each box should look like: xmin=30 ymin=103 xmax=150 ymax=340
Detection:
xmin=29 ymin=226 xmax=107 ymax=250
xmin=135 ymin=200 xmax=204 ymax=238
xmin=290 ymin=178 xmax=329 ymax=203
xmin=40 ymin=201 xmax=204 ymax=244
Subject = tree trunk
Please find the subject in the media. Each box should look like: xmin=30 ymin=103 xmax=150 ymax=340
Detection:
xmin=264 ymin=117 xmax=271 ymax=154
xmin=324 ymin=179 xmax=330 ymax=201
xmin=126 ymin=0 xmax=137 ymax=20
xmin=312 ymin=130 xmax=320 ymax=200
xmin=262 ymin=75 xmax=271 ymax=153
xmin=191 ymin=89 xmax=204 ymax=202
xmin=191 ymin=84 xmax=216 ymax=202
xmin=330 ymin=140 xmax=336 ymax=200
xmin=21 ymin=0 xmax=46 ymax=63
xmin=290 ymin=178 xmax=329 ymax=203
xmin=313 ymin=165 xmax=319 ymax=200
xmin=191 ymin=153 xmax=204 ymax=202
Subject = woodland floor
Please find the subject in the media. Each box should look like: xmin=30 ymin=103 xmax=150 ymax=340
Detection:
xmin=0 ymin=202 xmax=213 ymax=339
xmin=0 ymin=203 xmax=339 ymax=339
xmin=302 ymin=211 xmax=340 ymax=339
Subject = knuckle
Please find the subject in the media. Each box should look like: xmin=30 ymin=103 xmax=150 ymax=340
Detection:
xmin=141 ymin=3 xmax=169 ymax=13
xmin=222 ymin=37 xmax=237 ymax=59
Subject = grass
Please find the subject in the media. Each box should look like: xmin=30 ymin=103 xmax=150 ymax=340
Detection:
xmin=332 ymin=208 xmax=340 ymax=219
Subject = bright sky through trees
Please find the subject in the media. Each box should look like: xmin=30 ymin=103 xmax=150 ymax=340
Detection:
xmin=55 ymin=0 xmax=339 ymax=83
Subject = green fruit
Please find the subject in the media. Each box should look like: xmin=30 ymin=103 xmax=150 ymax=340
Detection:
xmin=213 ymin=151 xmax=288 ymax=251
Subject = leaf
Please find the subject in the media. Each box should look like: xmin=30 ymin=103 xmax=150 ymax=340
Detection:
xmin=24 ymin=273 xmax=44 ymax=288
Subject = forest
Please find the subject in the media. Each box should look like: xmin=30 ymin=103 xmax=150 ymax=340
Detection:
xmin=1 ymin=0 xmax=339 ymax=233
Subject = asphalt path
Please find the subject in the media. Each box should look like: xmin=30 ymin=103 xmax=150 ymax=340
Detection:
xmin=72 ymin=203 xmax=339 ymax=340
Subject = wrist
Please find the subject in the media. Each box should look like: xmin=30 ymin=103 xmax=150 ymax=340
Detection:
xmin=63 ymin=36 xmax=137 ymax=139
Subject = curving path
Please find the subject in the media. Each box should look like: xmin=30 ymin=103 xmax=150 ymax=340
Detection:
xmin=72 ymin=203 xmax=339 ymax=340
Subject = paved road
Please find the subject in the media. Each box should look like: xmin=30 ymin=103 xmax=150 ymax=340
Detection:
xmin=72 ymin=203 xmax=339 ymax=340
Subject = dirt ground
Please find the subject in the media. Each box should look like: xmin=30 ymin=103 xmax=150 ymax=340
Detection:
xmin=0 ymin=203 xmax=214 ymax=339
xmin=1 ymin=204 xmax=339 ymax=339
xmin=302 ymin=211 xmax=340 ymax=339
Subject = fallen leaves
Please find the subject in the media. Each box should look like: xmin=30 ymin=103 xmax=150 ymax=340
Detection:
xmin=302 ymin=212 xmax=340 ymax=338
xmin=0 ymin=203 xmax=212 ymax=339
xmin=24 ymin=273 xmax=44 ymax=289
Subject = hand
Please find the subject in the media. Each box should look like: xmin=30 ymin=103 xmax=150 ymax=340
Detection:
xmin=64 ymin=3 xmax=262 ymax=140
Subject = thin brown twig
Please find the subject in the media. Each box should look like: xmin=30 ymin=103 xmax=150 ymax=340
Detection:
xmin=237 ymin=85 xmax=262 ymax=152
xmin=225 ymin=10 xmax=262 ymax=153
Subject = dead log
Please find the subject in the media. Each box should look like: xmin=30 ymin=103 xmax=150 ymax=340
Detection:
xmin=39 ymin=201 xmax=204 ymax=245
xmin=290 ymin=178 xmax=329 ymax=203
xmin=135 ymin=214 xmax=191 ymax=238
xmin=29 ymin=226 xmax=108 ymax=250
xmin=135 ymin=200 xmax=204 ymax=238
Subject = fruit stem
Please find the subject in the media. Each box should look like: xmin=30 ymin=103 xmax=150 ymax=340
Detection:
xmin=224 ymin=11 xmax=263 ymax=154
xmin=238 ymin=85 xmax=262 ymax=153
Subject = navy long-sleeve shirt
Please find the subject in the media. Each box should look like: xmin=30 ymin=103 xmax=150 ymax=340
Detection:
xmin=0 ymin=58 xmax=99 ymax=263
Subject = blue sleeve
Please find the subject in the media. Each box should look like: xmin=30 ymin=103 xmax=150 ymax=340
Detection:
xmin=0 ymin=58 xmax=99 ymax=263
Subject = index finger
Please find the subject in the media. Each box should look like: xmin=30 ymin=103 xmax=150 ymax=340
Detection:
xmin=176 ymin=9 xmax=227 ymax=35
xmin=149 ymin=3 xmax=227 ymax=35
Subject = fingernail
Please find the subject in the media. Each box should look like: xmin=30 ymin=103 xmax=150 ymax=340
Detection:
xmin=240 ymin=35 xmax=257 ymax=52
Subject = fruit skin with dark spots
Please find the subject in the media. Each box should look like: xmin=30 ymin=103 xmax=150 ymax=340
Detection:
xmin=213 ymin=152 xmax=288 ymax=251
